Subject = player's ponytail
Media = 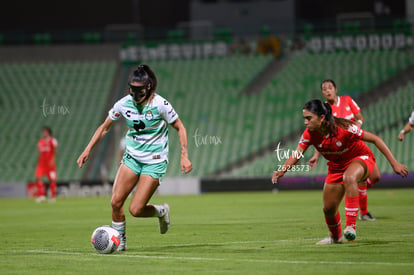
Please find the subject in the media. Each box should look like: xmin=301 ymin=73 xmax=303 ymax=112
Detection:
xmin=140 ymin=64 xmax=157 ymax=93
xmin=129 ymin=64 xmax=157 ymax=93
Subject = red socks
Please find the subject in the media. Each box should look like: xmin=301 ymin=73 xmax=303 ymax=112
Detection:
xmin=324 ymin=212 xmax=342 ymax=240
xmin=345 ymin=196 xmax=359 ymax=229
xmin=358 ymin=186 xmax=368 ymax=216
xmin=36 ymin=180 xmax=46 ymax=197
xmin=50 ymin=182 xmax=57 ymax=198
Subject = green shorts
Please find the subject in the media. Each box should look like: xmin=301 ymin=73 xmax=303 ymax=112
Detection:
xmin=122 ymin=153 xmax=167 ymax=179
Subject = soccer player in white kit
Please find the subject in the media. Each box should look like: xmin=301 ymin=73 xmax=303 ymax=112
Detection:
xmin=77 ymin=65 xmax=193 ymax=251
xmin=397 ymin=111 xmax=414 ymax=141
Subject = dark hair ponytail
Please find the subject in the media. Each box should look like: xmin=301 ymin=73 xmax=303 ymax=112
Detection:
xmin=303 ymin=99 xmax=355 ymax=134
xmin=129 ymin=64 xmax=157 ymax=93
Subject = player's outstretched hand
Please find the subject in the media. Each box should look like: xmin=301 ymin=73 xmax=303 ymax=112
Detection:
xmin=392 ymin=162 xmax=408 ymax=177
xmin=77 ymin=151 xmax=90 ymax=168
xmin=397 ymin=132 xmax=405 ymax=141
xmin=307 ymin=156 xmax=318 ymax=169
xmin=272 ymin=170 xmax=284 ymax=184
xmin=181 ymin=157 xmax=193 ymax=174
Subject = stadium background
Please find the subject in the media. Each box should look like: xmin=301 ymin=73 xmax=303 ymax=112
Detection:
xmin=0 ymin=0 xmax=413 ymax=197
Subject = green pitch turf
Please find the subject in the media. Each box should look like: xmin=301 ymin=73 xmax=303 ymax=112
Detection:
xmin=1 ymin=189 xmax=414 ymax=274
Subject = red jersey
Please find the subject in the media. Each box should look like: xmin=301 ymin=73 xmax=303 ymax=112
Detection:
xmin=329 ymin=95 xmax=360 ymax=121
xmin=37 ymin=137 xmax=58 ymax=165
xmin=298 ymin=125 xmax=374 ymax=170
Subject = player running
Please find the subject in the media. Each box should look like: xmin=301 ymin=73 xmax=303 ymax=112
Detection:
xmin=397 ymin=111 xmax=414 ymax=141
xmin=35 ymin=126 xmax=58 ymax=203
xmin=272 ymin=99 xmax=408 ymax=244
xmin=308 ymin=79 xmax=379 ymax=221
xmin=77 ymin=64 xmax=193 ymax=251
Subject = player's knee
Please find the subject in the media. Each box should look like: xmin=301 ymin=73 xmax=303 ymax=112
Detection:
xmin=129 ymin=204 xmax=145 ymax=217
xmin=110 ymin=196 xmax=123 ymax=211
xmin=342 ymin=174 xmax=358 ymax=187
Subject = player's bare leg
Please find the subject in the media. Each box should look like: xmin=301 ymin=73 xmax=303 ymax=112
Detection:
xmin=129 ymin=175 xmax=170 ymax=234
xmin=317 ymin=183 xmax=344 ymax=245
xmin=111 ymin=164 xmax=139 ymax=251
xmin=342 ymin=160 xmax=367 ymax=241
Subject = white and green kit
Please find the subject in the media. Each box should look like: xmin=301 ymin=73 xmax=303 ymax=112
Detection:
xmin=109 ymin=94 xmax=178 ymax=177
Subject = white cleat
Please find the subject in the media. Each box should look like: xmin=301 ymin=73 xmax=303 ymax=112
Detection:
xmin=316 ymin=235 xmax=344 ymax=245
xmin=158 ymin=204 xmax=170 ymax=234
xmin=35 ymin=196 xmax=46 ymax=203
xmin=344 ymin=226 xmax=356 ymax=241
xmin=359 ymin=212 xmax=376 ymax=222
xmin=116 ymin=233 xmax=127 ymax=251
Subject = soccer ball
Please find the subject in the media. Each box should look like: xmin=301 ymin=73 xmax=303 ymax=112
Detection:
xmin=91 ymin=225 xmax=120 ymax=254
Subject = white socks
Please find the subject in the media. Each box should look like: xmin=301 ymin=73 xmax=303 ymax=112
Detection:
xmin=112 ymin=221 xmax=126 ymax=236
xmin=153 ymin=205 xmax=166 ymax=218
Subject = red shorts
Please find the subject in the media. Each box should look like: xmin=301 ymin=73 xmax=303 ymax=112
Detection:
xmin=325 ymin=154 xmax=376 ymax=185
xmin=35 ymin=163 xmax=57 ymax=181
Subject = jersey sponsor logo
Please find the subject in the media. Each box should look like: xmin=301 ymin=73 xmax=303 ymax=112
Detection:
xmin=126 ymin=109 xmax=139 ymax=118
xmin=299 ymin=136 xmax=309 ymax=144
xmin=321 ymin=148 xmax=350 ymax=155
xmin=359 ymin=155 xmax=369 ymax=160
xmin=133 ymin=120 xmax=146 ymax=132
xmin=152 ymin=154 xmax=161 ymax=160
xmin=347 ymin=125 xmax=362 ymax=136
xmin=132 ymin=136 xmax=147 ymax=142
xmin=145 ymin=110 xmax=153 ymax=120
xmin=345 ymin=106 xmax=350 ymax=111
xmin=164 ymin=100 xmax=169 ymax=105
xmin=168 ymin=108 xmax=177 ymax=119
xmin=336 ymin=141 xmax=343 ymax=147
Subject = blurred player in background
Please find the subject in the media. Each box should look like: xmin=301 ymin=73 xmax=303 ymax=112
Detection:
xmin=308 ymin=79 xmax=379 ymax=221
xmin=35 ymin=126 xmax=58 ymax=203
xmin=77 ymin=64 xmax=193 ymax=251
xmin=397 ymin=111 xmax=414 ymax=141
xmin=272 ymin=99 xmax=408 ymax=244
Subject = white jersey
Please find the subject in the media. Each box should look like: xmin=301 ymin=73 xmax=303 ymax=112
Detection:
xmin=409 ymin=111 xmax=414 ymax=126
xmin=109 ymin=94 xmax=178 ymax=164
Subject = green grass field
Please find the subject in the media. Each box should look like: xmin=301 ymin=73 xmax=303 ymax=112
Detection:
xmin=1 ymin=189 xmax=414 ymax=274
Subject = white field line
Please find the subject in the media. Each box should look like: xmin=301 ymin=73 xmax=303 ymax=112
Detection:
xmin=21 ymin=248 xmax=414 ymax=267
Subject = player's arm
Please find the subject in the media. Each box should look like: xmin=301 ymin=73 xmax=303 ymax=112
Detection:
xmin=171 ymin=118 xmax=193 ymax=174
xmin=307 ymin=149 xmax=320 ymax=169
xmin=51 ymin=147 xmax=57 ymax=167
xmin=272 ymin=145 xmax=306 ymax=184
xmin=398 ymin=122 xmax=414 ymax=141
xmin=354 ymin=111 xmax=364 ymax=127
xmin=77 ymin=116 xmax=114 ymax=168
xmin=362 ymin=131 xmax=408 ymax=177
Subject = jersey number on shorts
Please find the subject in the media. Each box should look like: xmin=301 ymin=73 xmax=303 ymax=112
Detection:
xmin=133 ymin=120 xmax=146 ymax=132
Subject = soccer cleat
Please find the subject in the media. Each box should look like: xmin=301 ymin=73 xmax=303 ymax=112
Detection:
xmin=316 ymin=235 xmax=344 ymax=245
xmin=344 ymin=226 xmax=356 ymax=241
xmin=116 ymin=233 xmax=127 ymax=251
xmin=35 ymin=196 xmax=46 ymax=203
xmin=158 ymin=203 xmax=170 ymax=234
xmin=359 ymin=212 xmax=376 ymax=221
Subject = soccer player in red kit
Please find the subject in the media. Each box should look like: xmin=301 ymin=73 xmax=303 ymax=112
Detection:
xmin=308 ymin=79 xmax=379 ymax=221
xmin=272 ymin=99 xmax=408 ymax=244
xmin=35 ymin=126 xmax=58 ymax=203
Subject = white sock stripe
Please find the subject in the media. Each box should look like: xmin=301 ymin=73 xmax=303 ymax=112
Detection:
xmin=345 ymin=207 xmax=359 ymax=211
